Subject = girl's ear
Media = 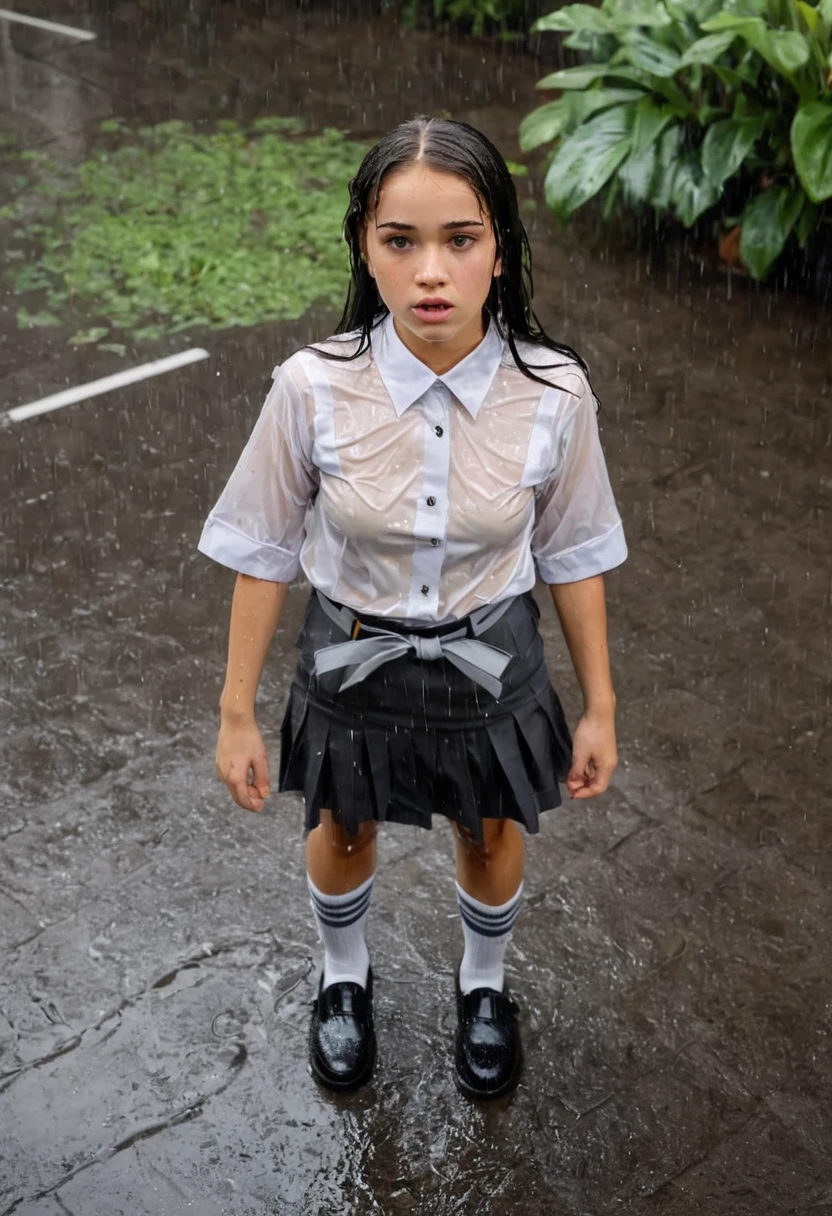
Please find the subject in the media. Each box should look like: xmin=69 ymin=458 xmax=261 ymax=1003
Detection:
xmin=494 ymin=253 xmax=502 ymax=278
xmin=359 ymin=233 xmax=375 ymax=278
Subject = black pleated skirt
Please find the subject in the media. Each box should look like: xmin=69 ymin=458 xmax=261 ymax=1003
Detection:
xmin=278 ymin=589 xmax=573 ymax=842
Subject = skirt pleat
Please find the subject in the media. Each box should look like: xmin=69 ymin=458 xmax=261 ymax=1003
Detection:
xmin=278 ymin=590 xmax=573 ymax=842
xmin=363 ymin=725 xmax=391 ymax=822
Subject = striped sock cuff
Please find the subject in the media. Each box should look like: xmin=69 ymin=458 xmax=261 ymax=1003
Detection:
xmin=307 ymin=873 xmax=374 ymax=929
xmin=455 ymin=881 xmax=524 ymax=939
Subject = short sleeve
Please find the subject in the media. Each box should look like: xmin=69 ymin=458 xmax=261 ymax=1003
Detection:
xmin=197 ymin=364 xmax=318 ymax=581
xmin=531 ymin=377 xmax=627 ymax=583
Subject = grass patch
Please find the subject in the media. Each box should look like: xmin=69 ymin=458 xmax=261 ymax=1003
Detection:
xmin=2 ymin=118 xmax=368 ymax=340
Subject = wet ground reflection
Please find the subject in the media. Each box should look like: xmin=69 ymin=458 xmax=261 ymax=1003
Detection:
xmin=1 ymin=2 xmax=830 ymax=1214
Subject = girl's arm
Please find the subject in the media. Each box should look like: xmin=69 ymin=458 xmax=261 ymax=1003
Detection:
xmin=216 ymin=573 xmax=289 ymax=812
xmin=548 ymin=574 xmax=618 ymax=800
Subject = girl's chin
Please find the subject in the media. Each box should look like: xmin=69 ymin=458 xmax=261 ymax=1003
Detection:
xmin=392 ymin=309 xmax=475 ymax=340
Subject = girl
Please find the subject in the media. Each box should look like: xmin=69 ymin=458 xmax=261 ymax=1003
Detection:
xmin=199 ymin=116 xmax=627 ymax=1100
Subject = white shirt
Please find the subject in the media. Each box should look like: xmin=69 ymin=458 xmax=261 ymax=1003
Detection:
xmin=198 ymin=312 xmax=628 ymax=623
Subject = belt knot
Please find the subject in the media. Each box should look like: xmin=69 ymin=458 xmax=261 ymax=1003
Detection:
xmin=411 ymin=634 xmax=444 ymax=661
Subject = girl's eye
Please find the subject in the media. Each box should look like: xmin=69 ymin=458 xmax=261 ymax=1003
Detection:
xmin=384 ymin=234 xmax=475 ymax=250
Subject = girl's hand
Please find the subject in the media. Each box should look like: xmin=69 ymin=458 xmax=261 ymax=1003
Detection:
xmin=216 ymin=717 xmax=271 ymax=813
xmin=566 ymin=710 xmax=618 ymax=800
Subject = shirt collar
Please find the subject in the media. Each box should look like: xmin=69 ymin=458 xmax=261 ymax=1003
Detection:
xmin=372 ymin=311 xmax=504 ymax=419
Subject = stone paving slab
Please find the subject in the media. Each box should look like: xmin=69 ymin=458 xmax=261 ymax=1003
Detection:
xmin=1 ymin=1 xmax=831 ymax=1213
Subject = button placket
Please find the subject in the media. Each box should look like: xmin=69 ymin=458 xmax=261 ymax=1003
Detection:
xmin=407 ymin=383 xmax=450 ymax=617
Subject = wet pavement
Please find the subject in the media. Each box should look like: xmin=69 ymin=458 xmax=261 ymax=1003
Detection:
xmin=1 ymin=3 xmax=831 ymax=1214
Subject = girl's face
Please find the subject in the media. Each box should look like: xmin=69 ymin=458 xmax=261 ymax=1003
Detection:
xmin=362 ymin=162 xmax=502 ymax=371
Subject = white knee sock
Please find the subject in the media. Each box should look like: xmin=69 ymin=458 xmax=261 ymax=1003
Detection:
xmin=456 ymin=880 xmax=524 ymax=995
xmin=307 ymin=872 xmax=374 ymax=989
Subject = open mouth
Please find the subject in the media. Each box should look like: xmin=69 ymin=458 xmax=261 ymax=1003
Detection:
xmin=413 ymin=302 xmax=454 ymax=321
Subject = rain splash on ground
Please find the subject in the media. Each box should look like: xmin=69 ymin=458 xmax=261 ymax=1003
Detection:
xmin=1 ymin=3 xmax=830 ymax=1213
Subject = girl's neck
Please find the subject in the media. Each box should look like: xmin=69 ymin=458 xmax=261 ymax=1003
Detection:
xmin=391 ymin=312 xmax=488 ymax=375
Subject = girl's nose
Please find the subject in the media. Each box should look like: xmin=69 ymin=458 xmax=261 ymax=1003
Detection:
xmin=416 ymin=250 xmax=448 ymax=283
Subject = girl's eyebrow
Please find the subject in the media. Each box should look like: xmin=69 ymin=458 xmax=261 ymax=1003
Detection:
xmin=375 ymin=220 xmax=484 ymax=231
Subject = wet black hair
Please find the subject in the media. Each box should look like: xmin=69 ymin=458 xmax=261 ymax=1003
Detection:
xmin=309 ymin=115 xmax=593 ymax=396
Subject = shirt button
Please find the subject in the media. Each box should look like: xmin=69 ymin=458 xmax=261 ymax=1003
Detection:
xmin=434 ymin=425 xmax=444 ymax=437
xmin=430 ymin=538 xmax=440 ymax=546
xmin=426 ymin=496 xmax=436 ymax=506
xmin=421 ymin=585 xmax=429 ymax=595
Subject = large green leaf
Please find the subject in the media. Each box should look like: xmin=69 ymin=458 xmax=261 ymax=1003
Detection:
xmin=608 ymin=0 xmax=673 ymax=26
xmin=543 ymin=105 xmax=634 ymax=221
xmin=536 ymin=63 xmax=615 ymax=90
xmin=680 ymin=30 xmax=738 ymax=65
xmin=670 ymin=150 xmax=721 ymax=224
xmin=519 ymin=100 xmax=572 ymax=151
xmin=795 ymin=2 xmax=821 ymax=34
xmin=563 ymin=30 xmax=615 ymax=52
xmin=616 ymin=98 xmax=677 ymax=202
xmin=532 ymin=4 xmax=612 ymax=33
xmin=663 ymin=0 xmax=724 ymax=18
xmin=534 ymin=0 xmax=672 ymax=29
xmin=519 ymin=89 xmax=644 ymax=151
xmin=631 ymin=96 xmax=676 ymax=157
xmin=795 ymin=198 xmax=819 ymax=247
xmin=701 ymin=15 xmax=809 ymax=77
xmin=791 ymin=102 xmax=832 ymax=201
xmin=614 ymin=31 xmax=683 ymax=77
xmin=739 ymin=184 xmax=806 ymax=277
xmin=652 ymin=125 xmax=685 ymax=209
xmin=750 ymin=28 xmax=811 ymax=76
xmin=699 ymin=14 xmax=764 ymax=35
xmin=701 ymin=116 xmax=765 ymax=185
xmin=617 ymin=142 xmax=659 ymax=202
xmin=716 ymin=0 xmax=766 ymax=14
xmin=537 ymin=60 xmax=659 ymax=91
xmin=711 ymin=63 xmax=760 ymax=90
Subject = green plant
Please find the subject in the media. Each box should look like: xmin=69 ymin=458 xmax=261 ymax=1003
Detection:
xmin=435 ymin=0 xmax=527 ymax=35
xmin=386 ymin=0 xmax=528 ymax=36
xmin=522 ymin=0 xmax=832 ymax=278
xmin=3 ymin=119 xmax=368 ymax=340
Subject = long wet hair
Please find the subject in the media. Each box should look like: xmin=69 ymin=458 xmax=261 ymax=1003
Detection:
xmin=310 ymin=116 xmax=593 ymax=395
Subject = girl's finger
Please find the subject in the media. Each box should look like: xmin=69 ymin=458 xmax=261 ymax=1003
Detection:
xmin=223 ymin=766 xmax=256 ymax=811
xmin=251 ymin=753 xmax=271 ymax=800
xmin=572 ymin=765 xmax=616 ymax=799
xmin=567 ymin=751 xmax=592 ymax=787
xmin=230 ymin=780 xmax=252 ymax=810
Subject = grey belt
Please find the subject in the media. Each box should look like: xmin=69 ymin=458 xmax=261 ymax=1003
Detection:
xmin=312 ymin=591 xmax=515 ymax=698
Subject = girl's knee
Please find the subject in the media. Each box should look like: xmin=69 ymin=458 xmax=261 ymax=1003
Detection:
xmin=453 ymin=818 xmax=521 ymax=866
xmin=315 ymin=809 xmax=377 ymax=858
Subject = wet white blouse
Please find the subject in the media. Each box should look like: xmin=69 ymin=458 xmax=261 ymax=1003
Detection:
xmin=198 ymin=312 xmax=627 ymax=623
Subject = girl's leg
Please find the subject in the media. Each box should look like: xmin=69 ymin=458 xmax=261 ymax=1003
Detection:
xmin=453 ymin=818 xmax=525 ymax=994
xmin=306 ymin=809 xmax=377 ymax=989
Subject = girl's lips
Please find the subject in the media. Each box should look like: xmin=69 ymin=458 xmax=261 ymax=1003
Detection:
xmin=413 ymin=303 xmax=454 ymax=323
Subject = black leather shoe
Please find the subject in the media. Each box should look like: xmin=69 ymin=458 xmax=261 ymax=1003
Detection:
xmin=454 ymin=977 xmax=522 ymax=1100
xmin=309 ymin=969 xmax=376 ymax=1092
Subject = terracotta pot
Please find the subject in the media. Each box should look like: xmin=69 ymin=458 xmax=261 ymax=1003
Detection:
xmin=717 ymin=224 xmax=748 ymax=273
